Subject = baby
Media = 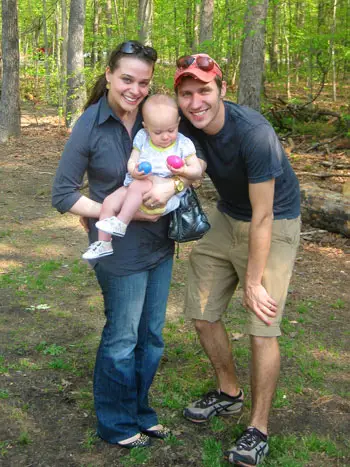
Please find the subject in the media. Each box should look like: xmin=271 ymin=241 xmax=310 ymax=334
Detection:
xmin=83 ymin=94 xmax=202 ymax=260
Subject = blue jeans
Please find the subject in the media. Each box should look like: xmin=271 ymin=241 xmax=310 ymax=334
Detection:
xmin=93 ymin=256 xmax=173 ymax=443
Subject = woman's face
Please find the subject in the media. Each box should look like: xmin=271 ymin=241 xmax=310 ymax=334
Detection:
xmin=106 ymin=57 xmax=153 ymax=115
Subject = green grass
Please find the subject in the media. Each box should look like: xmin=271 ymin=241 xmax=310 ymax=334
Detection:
xmin=0 ymin=259 xmax=93 ymax=299
xmin=0 ymin=389 xmax=9 ymax=399
xmin=18 ymin=432 xmax=32 ymax=446
xmin=120 ymin=447 xmax=152 ymax=466
xmin=202 ymin=438 xmax=224 ymax=467
xmin=1 ymin=259 xmax=348 ymax=467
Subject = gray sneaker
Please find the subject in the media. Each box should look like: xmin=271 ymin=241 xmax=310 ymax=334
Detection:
xmin=183 ymin=389 xmax=243 ymax=423
xmin=225 ymin=427 xmax=269 ymax=466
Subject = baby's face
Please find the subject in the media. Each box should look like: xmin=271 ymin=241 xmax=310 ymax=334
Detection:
xmin=144 ymin=106 xmax=180 ymax=149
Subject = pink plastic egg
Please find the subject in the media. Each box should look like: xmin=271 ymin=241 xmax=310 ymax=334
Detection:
xmin=167 ymin=155 xmax=184 ymax=169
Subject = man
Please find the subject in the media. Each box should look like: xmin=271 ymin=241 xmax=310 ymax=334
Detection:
xmin=174 ymin=54 xmax=301 ymax=466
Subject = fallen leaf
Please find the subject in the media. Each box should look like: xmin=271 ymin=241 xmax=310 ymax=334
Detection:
xmin=231 ymin=332 xmax=244 ymax=341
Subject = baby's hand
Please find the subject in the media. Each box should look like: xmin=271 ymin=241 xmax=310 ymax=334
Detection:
xmin=132 ymin=163 xmax=152 ymax=180
xmin=167 ymin=164 xmax=187 ymax=177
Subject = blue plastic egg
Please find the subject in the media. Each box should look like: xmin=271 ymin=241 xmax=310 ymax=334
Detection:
xmin=138 ymin=161 xmax=152 ymax=174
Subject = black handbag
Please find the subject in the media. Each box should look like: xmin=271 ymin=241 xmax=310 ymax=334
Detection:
xmin=168 ymin=187 xmax=210 ymax=243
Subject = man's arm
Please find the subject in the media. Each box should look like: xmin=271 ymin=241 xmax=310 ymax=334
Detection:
xmin=243 ymin=179 xmax=278 ymax=325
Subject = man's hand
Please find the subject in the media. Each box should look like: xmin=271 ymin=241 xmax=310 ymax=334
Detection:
xmin=79 ymin=216 xmax=90 ymax=232
xmin=142 ymin=176 xmax=175 ymax=209
xmin=243 ymin=283 xmax=277 ymax=325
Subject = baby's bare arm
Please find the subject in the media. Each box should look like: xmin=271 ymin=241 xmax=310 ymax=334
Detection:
xmin=169 ymin=154 xmax=204 ymax=180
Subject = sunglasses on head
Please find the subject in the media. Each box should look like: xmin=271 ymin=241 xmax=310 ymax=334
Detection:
xmin=176 ymin=55 xmax=215 ymax=71
xmin=117 ymin=41 xmax=158 ymax=62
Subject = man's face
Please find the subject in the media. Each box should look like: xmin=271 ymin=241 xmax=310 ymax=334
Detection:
xmin=176 ymin=77 xmax=226 ymax=134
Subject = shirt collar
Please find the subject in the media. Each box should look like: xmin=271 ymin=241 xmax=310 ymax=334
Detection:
xmin=98 ymin=94 xmax=117 ymax=125
xmin=97 ymin=94 xmax=143 ymax=136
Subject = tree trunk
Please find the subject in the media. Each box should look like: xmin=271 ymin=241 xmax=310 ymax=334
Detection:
xmin=199 ymin=0 xmax=214 ymax=45
xmin=0 ymin=0 xmax=21 ymax=143
xmin=269 ymin=1 xmax=278 ymax=73
xmin=185 ymin=2 xmax=193 ymax=50
xmin=106 ymin=0 xmax=112 ymax=52
xmin=238 ymin=0 xmax=269 ymax=112
xmin=60 ymin=0 xmax=68 ymax=111
xmin=192 ymin=1 xmax=201 ymax=52
xmin=66 ymin=0 xmax=86 ymax=128
xmin=42 ymin=0 xmax=50 ymax=102
xmin=138 ymin=0 xmax=153 ymax=45
xmin=331 ymin=0 xmax=337 ymax=101
xmin=91 ymin=0 xmax=101 ymax=67
xmin=300 ymin=183 xmax=349 ymax=237
xmin=283 ymin=1 xmax=291 ymax=99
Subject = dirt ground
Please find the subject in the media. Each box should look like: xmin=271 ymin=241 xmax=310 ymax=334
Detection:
xmin=0 ymin=107 xmax=349 ymax=466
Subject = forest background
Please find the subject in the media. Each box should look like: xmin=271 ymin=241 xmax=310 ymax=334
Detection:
xmin=0 ymin=0 xmax=349 ymax=132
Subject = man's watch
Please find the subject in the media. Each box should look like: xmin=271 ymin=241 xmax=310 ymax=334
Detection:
xmin=173 ymin=176 xmax=185 ymax=194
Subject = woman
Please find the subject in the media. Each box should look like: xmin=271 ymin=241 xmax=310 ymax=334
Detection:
xmin=52 ymin=41 xmax=179 ymax=448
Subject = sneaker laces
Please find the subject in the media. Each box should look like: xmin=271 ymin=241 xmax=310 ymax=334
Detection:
xmin=88 ymin=241 xmax=103 ymax=251
xmin=196 ymin=390 xmax=220 ymax=408
xmin=236 ymin=428 xmax=265 ymax=450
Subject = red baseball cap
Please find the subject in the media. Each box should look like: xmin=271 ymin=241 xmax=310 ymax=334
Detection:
xmin=174 ymin=54 xmax=223 ymax=88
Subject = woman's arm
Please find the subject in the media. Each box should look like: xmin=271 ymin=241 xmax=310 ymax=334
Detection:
xmin=52 ymin=113 xmax=101 ymax=218
xmin=69 ymin=196 xmax=102 ymax=218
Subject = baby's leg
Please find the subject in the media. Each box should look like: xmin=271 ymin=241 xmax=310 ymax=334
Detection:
xmin=118 ymin=179 xmax=153 ymax=224
xmin=98 ymin=187 xmax=128 ymax=241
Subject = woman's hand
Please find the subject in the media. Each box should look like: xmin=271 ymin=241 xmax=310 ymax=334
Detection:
xmin=79 ymin=216 xmax=90 ymax=232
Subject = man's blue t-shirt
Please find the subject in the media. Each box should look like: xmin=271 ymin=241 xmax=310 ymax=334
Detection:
xmin=181 ymin=101 xmax=300 ymax=221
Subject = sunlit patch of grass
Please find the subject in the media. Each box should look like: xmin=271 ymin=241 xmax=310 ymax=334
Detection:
xmin=0 ymin=259 xmax=93 ymax=298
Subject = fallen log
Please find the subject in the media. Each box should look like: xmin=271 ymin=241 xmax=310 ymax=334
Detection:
xmin=200 ymin=178 xmax=350 ymax=237
xmin=300 ymin=183 xmax=349 ymax=237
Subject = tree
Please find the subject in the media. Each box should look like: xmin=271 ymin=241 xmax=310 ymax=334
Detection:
xmin=199 ymin=0 xmax=214 ymax=46
xmin=138 ymin=0 xmax=153 ymax=45
xmin=66 ymin=0 xmax=86 ymax=128
xmin=0 ymin=0 xmax=21 ymax=143
xmin=238 ymin=0 xmax=269 ymax=111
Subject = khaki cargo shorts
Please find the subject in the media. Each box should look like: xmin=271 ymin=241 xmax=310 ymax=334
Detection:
xmin=184 ymin=209 xmax=301 ymax=337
